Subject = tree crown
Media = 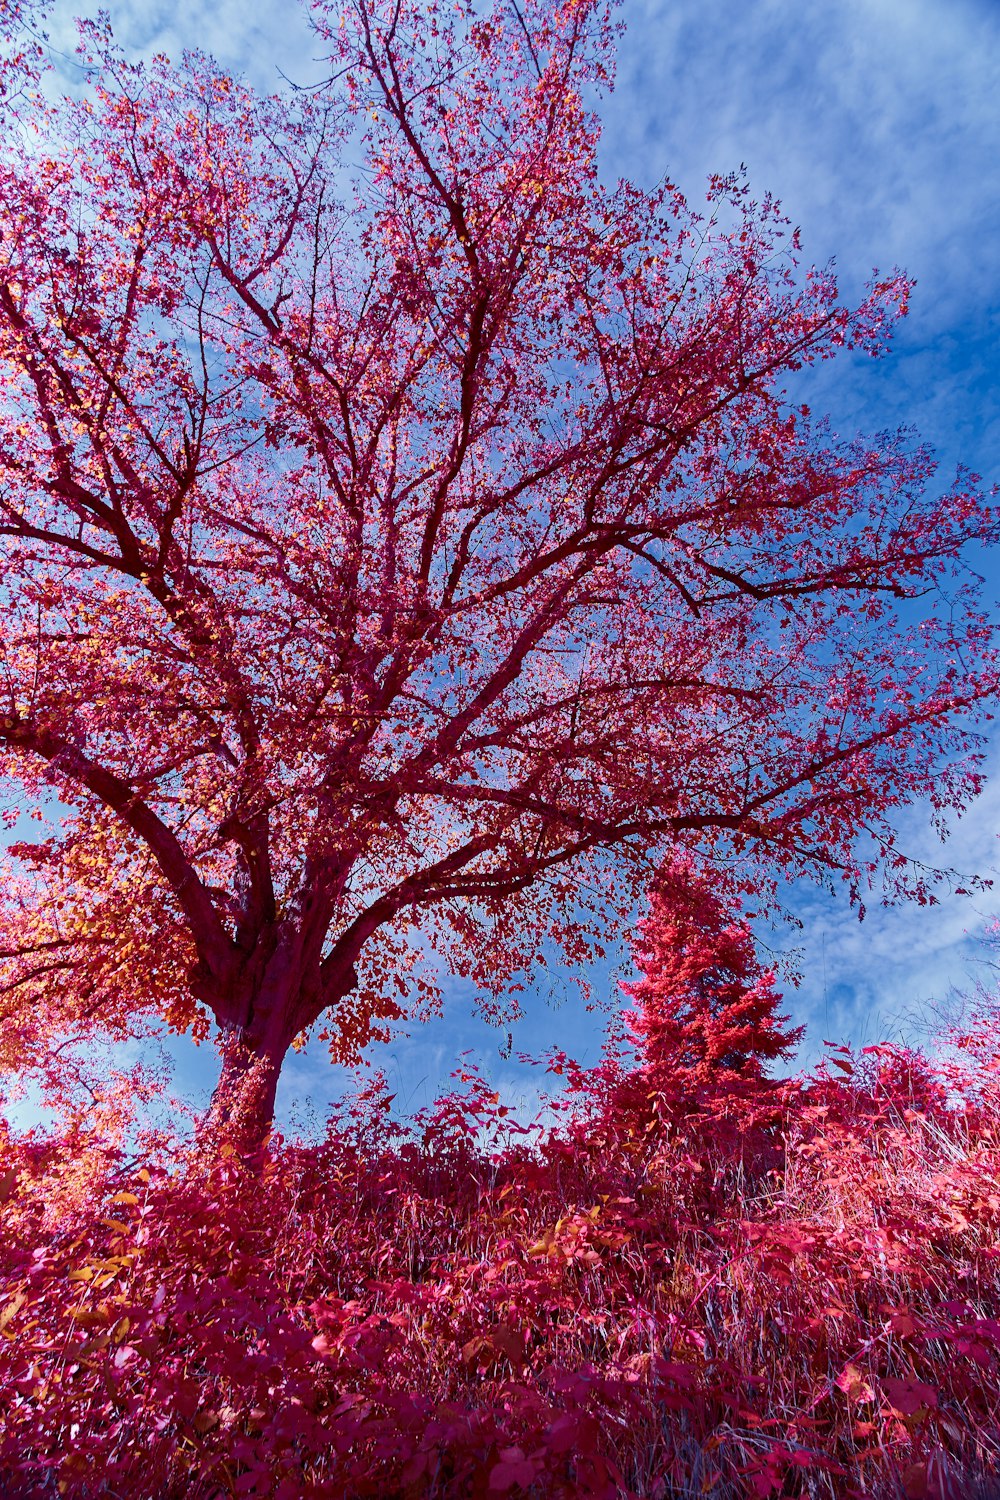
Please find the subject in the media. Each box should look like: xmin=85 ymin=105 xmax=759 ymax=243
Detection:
xmin=0 ymin=0 xmax=994 ymax=1084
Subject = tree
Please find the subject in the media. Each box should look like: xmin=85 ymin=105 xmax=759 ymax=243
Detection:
xmin=0 ymin=0 xmax=994 ymax=1144
xmin=614 ymin=860 xmax=803 ymax=1132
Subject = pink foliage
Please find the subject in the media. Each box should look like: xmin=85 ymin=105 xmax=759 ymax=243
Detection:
xmin=0 ymin=0 xmax=996 ymax=1492
xmin=1 ymin=892 xmax=999 ymax=1497
xmin=612 ymin=860 xmax=803 ymax=1131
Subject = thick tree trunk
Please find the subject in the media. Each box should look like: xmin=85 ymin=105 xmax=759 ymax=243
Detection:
xmin=203 ymin=1027 xmax=287 ymax=1149
xmin=199 ymin=921 xmax=308 ymax=1150
xmin=197 ymin=915 xmax=352 ymax=1152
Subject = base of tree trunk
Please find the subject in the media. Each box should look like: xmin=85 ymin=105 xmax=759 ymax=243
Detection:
xmin=202 ymin=1032 xmax=284 ymax=1151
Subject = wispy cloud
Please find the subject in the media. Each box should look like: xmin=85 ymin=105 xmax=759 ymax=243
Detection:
xmin=602 ymin=0 xmax=1000 ymax=476
xmin=772 ymin=736 xmax=1000 ymax=1068
xmin=44 ymin=0 xmax=323 ymax=90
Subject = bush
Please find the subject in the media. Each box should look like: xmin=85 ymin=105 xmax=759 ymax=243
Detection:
xmin=1 ymin=1021 xmax=999 ymax=1498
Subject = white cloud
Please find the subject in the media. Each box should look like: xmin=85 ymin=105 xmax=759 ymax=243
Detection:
xmin=42 ymin=0 xmax=324 ymax=89
xmin=605 ymin=0 xmax=1000 ymax=287
xmin=602 ymin=0 xmax=1000 ymax=478
xmin=769 ymin=733 xmax=1000 ymax=1067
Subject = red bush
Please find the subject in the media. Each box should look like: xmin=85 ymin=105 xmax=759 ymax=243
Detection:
xmin=2 ymin=1006 xmax=999 ymax=1497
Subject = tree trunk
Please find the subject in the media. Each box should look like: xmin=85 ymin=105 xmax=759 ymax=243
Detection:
xmin=198 ymin=916 xmax=349 ymax=1152
xmin=203 ymin=1027 xmax=286 ymax=1150
xmin=199 ymin=923 xmax=306 ymax=1150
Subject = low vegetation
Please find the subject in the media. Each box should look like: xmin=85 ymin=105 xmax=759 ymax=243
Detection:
xmin=2 ymin=880 xmax=997 ymax=1498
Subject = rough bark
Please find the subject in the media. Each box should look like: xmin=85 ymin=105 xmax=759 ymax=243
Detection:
xmin=200 ymin=919 xmax=323 ymax=1150
xmin=204 ymin=1028 xmax=286 ymax=1149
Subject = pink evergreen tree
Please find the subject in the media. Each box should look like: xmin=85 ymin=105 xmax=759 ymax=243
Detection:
xmin=616 ymin=863 xmax=803 ymax=1130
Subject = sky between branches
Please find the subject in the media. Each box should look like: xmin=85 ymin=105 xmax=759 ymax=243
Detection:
xmin=21 ymin=0 xmax=1000 ymax=1129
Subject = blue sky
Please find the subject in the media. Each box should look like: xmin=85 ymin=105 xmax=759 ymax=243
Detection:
xmin=30 ymin=0 xmax=1000 ymax=1130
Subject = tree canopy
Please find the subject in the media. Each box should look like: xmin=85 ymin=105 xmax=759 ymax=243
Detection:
xmin=0 ymin=0 xmax=994 ymax=1138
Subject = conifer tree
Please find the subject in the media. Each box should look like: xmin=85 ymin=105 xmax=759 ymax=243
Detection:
xmin=617 ymin=863 xmax=803 ymax=1127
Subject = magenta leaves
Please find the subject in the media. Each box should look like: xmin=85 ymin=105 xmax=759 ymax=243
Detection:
xmin=2 ymin=1002 xmax=1000 ymax=1497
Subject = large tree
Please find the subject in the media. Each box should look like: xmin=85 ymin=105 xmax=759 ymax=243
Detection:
xmin=0 ymin=0 xmax=993 ymax=1141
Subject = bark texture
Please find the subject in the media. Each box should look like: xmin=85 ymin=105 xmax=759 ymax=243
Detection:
xmin=205 ymin=1032 xmax=285 ymax=1147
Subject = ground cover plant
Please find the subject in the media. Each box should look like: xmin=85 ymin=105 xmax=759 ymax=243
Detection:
xmin=0 ymin=0 xmax=998 ymax=1493
xmin=2 ymin=873 xmax=1000 ymax=1496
